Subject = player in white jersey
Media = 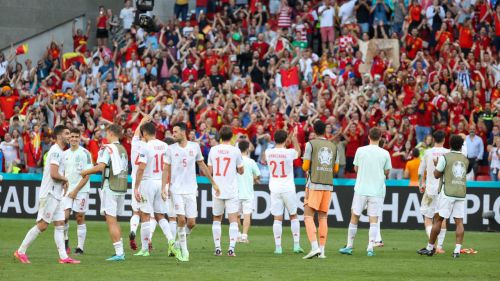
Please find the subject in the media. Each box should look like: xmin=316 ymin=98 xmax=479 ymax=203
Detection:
xmin=15 ymin=125 xmax=81 ymax=264
xmin=264 ymin=129 xmax=304 ymax=255
xmin=418 ymin=130 xmax=449 ymax=254
xmin=162 ymin=122 xmax=220 ymax=262
xmin=236 ymin=140 xmax=260 ymax=243
xmin=133 ymin=121 xmax=175 ymax=257
xmin=208 ymin=126 xmax=244 ymax=257
xmin=62 ymin=128 xmax=93 ymax=255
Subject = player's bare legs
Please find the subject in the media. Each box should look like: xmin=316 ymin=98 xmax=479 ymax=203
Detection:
xmin=273 ymin=213 xmax=301 ymax=254
xmin=105 ymin=214 xmax=124 ymax=259
xmin=129 ymin=210 xmax=140 ymax=250
xmin=242 ymin=213 xmax=251 ymax=242
xmin=453 ymin=218 xmax=464 ymax=258
xmin=303 ymin=205 xmax=321 ymax=259
xmin=212 ymin=213 xmax=238 ymax=256
xmin=340 ymin=211 xmax=379 ymax=256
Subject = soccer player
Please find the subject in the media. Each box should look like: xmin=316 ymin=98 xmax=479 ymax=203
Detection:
xmin=418 ymin=135 xmax=472 ymax=258
xmin=80 ymin=124 xmax=129 ymax=261
xmin=164 ymin=136 xmax=178 ymax=256
xmin=208 ymin=126 xmax=244 ymax=256
xmin=62 ymin=128 xmax=93 ymax=255
xmin=418 ymin=130 xmax=449 ymax=254
xmin=162 ymin=122 xmax=220 ymax=262
xmin=236 ymin=140 xmax=260 ymax=243
xmin=14 ymin=125 xmax=81 ymax=264
xmin=339 ymin=127 xmax=391 ymax=257
xmin=302 ymin=121 xmax=338 ymax=259
xmin=133 ymin=121 xmax=175 ymax=257
xmin=264 ymin=129 xmax=304 ymax=255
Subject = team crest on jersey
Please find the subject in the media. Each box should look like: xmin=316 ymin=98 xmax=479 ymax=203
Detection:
xmin=189 ymin=150 xmax=194 ymax=156
xmin=452 ymin=161 xmax=466 ymax=179
xmin=318 ymin=147 xmax=333 ymax=165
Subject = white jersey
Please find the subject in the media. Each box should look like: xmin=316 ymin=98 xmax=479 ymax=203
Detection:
xmin=207 ymin=144 xmax=243 ymax=199
xmin=40 ymin=144 xmax=66 ymax=200
xmin=265 ymin=147 xmax=298 ymax=194
xmin=138 ymin=139 xmax=168 ymax=181
xmin=418 ymin=146 xmax=450 ymax=195
xmin=131 ymin=136 xmax=145 ymax=183
xmin=165 ymin=141 xmax=203 ymax=195
xmin=63 ymin=146 xmax=93 ymax=193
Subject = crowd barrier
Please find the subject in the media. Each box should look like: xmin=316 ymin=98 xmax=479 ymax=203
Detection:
xmin=0 ymin=174 xmax=499 ymax=231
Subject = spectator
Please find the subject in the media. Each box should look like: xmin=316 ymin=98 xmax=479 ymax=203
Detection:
xmin=96 ymin=5 xmax=109 ymax=47
xmin=466 ymin=127 xmax=485 ymax=178
xmin=318 ymin=0 xmax=336 ymax=54
xmin=488 ymin=136 xmax=500 ymax=181
xmin=174 ymin=0 xmax=189 ymax=21
xmin=404 ymin=148 xmax=420 ymax=186
xmin=120 ymin=0 xmax=135 ymax=31
xmin=0 ymin=133 xmax=20 ymax=172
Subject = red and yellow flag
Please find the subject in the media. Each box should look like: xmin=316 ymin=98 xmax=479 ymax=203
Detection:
xmin=62 ymin=52 xmax=86 ymax=70
xmin=15 ymin=44 xmax=28 ymax=55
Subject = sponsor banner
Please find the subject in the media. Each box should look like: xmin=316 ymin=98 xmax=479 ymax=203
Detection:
xmin=1 ymin=179 xmax=499 ymax=231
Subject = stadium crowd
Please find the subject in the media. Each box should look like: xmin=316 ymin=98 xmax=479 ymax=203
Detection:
xmin=0 ymin=0 xmax=499 ymax=181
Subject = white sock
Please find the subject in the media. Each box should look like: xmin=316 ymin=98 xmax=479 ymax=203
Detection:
xmin=229 ymin=222 xmax=238 ymax=250
xmin=311 ymin=240 xmax=319 ymax=251
xmin=454 ymin=244 xmax=462 ymax=253
xmin=18 ymin=225 xmax=41 ymax=254
xmin=347 ymin=223 xmax=358 ymax=248
xmin=77 ymin=224 xmax=87 ymax=250
xmin=291 ymin=218 xmax=300 ymax=247
xmin=149 ymin=218 xmax=157 ymax=241
xmin=55 ymin=225 xmax=68 ymax=259
xmin=425 ymin=225 xmax=432 ymax=239
xmin=130 ymin=214 xmax=140 ymax=234
xmin=212 ymin=221 xmax=222 ymax=249
xmin=178 ymin=227 xmax=188 ymax=256
xmin=273 ymin=220 xmax=282 ymax=249
xmin=238 ymin=231 xmax=242 ymax=240
xmin=426 ymin=243 xmax=435 ymax=251
xmin=437 ymin=229 xmax=446 ymax=249
xmin=186 ymin=225 xmax=192 ymax=235
xmin=241 ymin=233 xmax=248 ymax=241
xmin=320 ymin=245 xmax=325 ymax=255
xmin=64 ymin=222 xmax=69 ymax=241
xmin=367 ymin=223 xmax=377 ymax=251
xmin=140 ymin=221 xmax=151 ymax=251
xmin=376 ymin=220 xmax=382 ymax=242
xmin=169 ymin=221 xmax=177 ymax=240
xmin=158 ymin=219 xmax=174 ymax=241
xmin=113 ymin=239 xmax=124 ymax=256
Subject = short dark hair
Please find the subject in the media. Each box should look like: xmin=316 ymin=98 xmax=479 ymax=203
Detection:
xmin=70 ymin=128 xmax=81 ymax=135
xmin=219 ymin=126 xmax=233 ymax=141
xmin=106 ymin=124 xmax=123 ymax=138
xmin=378 ymin=139 xmax=385 ymax=148
xmin=164 ymin=137 xmax=175 ymax=145
xmin=313 ymin=120 xmax=326 ymax=135
xmin=140 ymin=122 xmax=156 ymax=137
xmin=238 ymin=140 xmax=250 ymax=153
xmin=449 ymin=135 xmax=464 ymax=151
xmin=274 ymin=129 xmax=288 ymax=144
xmin=173 ymin=122 xmax=187 ymax=131
xmin=412 ymin=148 xmax=420 ymax=158
xmin=433 ymin=130 xmax=445 ymax=144
xmin=369 ymin=127 xmax=382 ymax=141
xmin=53 ymin=125 xmax=68 ymax=137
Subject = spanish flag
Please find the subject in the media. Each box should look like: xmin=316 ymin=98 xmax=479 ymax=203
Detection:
xmin=15 ymin=44 xmax=28 ymax=55
xmin=62 ymin=52 xmax=86 ymax=70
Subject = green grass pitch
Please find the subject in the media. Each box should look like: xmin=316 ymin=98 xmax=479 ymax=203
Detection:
xmin=0 ymin=218 xmax=499 ymax=281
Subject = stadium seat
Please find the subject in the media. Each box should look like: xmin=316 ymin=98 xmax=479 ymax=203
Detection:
xmin=476 ymin=175 xmax=491 ymax=181
xmin=478 ymin=166 xmax=490 ymax=175
xmin=344 ymin=172 xmax=356 ymax=179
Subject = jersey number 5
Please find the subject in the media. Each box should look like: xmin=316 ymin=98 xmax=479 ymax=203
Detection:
xmin=270 ymin=160 xmax=287 ymax=178
xmin=215 ymin=157 xmax=231 ymax=177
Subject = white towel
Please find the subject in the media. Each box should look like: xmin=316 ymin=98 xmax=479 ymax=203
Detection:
xmin=103 ymin=144 xmax=125 ymax=176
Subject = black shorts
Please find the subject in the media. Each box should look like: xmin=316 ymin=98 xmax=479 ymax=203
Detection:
xmin=96 ymin=28 xmax=108 ymax=39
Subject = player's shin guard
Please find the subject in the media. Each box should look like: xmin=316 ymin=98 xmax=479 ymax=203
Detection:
xmin=178 ymin=227 xmax=188 ymax=256
xmin=140 ymin=222 xmax=151 ymax=251
xmin=158 ymin=219 xmax=174 ymax=241
xmin=291 ymin=219 xmax=300 ymax=247
xmin=64 ymin=223 xmax=69 ymax=241
xmin=113 ymin=239 xmax=124 ymax=256
xmin=273 ymin=220 xmax=283 ymax=249
xmin=130 ymin=214 xmax=140 ymax=234
xmin=376 ymin=220 xmax=382 ymax=242
xmin=149 ymin=218 xmax=157 ymax=241
xmin=18 ymin=225 xmax=41 ymax=254
xmin=304 ymin=216 xmax=318 ymax=250
xmin=169 ymin=221 xmax=177 ymax=239
xmin=368 ymin=223 xmax=377 ymax=251
xmin=55 ymin=225 xmax=69 ymax=259
xmin=77 ymin=224 xmax=87 ymax=250
xmin=212 ymin=221 xmax=222 ymax=249
xmin=347 ymin=223 xmax=358 ymax=248
xmin=229 ymin=222 xmax=238 ymax=250
xmin=437 ymin=229 xmax=446 ymax=249
xmin=318 ymin=217 xmax=328 ymax=251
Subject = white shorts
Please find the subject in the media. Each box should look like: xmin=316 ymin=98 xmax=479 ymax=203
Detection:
xmin=213 ymin=197 xmax=240 ymax=216
xmin=436 ymin=192 xmax=465 ymax=219
xmin=100 ymin=188 xmax=125 ymax=217
xmin=351 ymin=192 xmax=384 ymax=217
xmin=37 ymin=194 xmax=65 ymax=223
xmin=172 ymin=194 xmax=197 ymax=218
xmin=420 ymin=192 xmax=439 ymax=219
xmin=131 ymin=179 xmax=139 ymax=212
xmin=138 ymin=179 xmax=167 ymax=214
xmin=239 ymin=199 xmax=254 ymax=215
xmin=271 ymin=191 xmax=298 ymax=217
xmin=63 ymin=193 xmax=89 ymax=213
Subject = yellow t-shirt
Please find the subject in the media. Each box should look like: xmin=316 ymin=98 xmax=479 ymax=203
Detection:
xmin=405 ymin=158 xmax=421 ymax=186
xmin=176 ymin=0 xmax=188 ymax=4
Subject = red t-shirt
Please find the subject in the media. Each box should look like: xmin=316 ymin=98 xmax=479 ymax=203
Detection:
xmin=391 ymin=143 xmax=406 ymax=169
xmin=0 ymin=121 xmax=9 ymax=138
xmin=458 ymin=26 xmax=473 ymax=49
xmin=73 ymin=35 xmax=88 ymax=53
xmin=345 ymin=132 xmax=362 ymax=157
xmin=280 ymin=67 xmax=300 ymax=87
xmin=251 ymin=41 xmax=269 ymax=59
xmin=101 ymin=103 xmax=118 ymax=122
xmin=0 ymin=94 xmax=19 ymax=119
xmin=416 ymin=100 xmax=435 ymax=127
xmin=182 ymin=67 xmax=198 ymax=82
